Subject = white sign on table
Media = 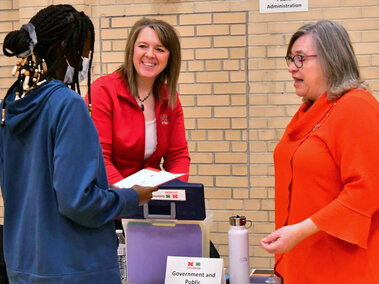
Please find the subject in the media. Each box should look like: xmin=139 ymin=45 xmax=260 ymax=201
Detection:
xmin=165 ymin=256 xmax=226 ymax=284
xmin=260 ymin=0 xmax=308 ymax=13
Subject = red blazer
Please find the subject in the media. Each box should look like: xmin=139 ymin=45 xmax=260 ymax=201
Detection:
xmin=274 ymin=89 xmax=379 ymax=283
xmin=86 ymin=72 xmax=190 ymax=185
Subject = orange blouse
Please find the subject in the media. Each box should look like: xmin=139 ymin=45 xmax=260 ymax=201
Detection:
xmin=274 ymin=89 xmax=379 ymax=283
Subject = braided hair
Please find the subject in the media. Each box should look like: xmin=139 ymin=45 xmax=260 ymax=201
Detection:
xmin=2 ymin=4 xmax=95 ymax=124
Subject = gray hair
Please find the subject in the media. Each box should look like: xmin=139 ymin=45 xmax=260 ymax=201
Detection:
xmin=286 ymin=20 xmax=367 ymax=99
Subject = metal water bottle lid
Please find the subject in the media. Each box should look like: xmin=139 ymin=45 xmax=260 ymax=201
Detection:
xmin=229 ymin=215 xmax=247 ymax=226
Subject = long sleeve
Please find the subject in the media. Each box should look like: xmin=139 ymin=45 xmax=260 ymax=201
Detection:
xmin=311 ymin=91 xmax=379 ymax=248
xmin=87 ymin=73 xmax=191 ymax=184
xmin=53 ymin=94 xmax=139 ymax=228
xmin=162 ymin=95 xmax=190 ymax=181
xmin=87 ymin=78 xmax=124 ymax=184
xmin=273 ymin=90 xmax=379 ymax=283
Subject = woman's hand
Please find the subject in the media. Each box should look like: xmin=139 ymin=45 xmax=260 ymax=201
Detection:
xmin=132 ymin=185 xmax=158 ymax=205
xmin=260 ymin=218 xmax=320 ymax=254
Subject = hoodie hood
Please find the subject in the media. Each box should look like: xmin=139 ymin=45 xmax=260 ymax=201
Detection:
xmin=4 ymin=80 xmax=66 ymax=135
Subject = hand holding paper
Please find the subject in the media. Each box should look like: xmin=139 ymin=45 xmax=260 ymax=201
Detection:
xmin=132 ymin=184 xmax=158 ymax=205
xmin=115 ymin=168 xmax=185 ymax=202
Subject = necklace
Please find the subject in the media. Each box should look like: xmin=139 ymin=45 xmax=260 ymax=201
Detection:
xmin=138 ymin=92 xmax=151 ymax=111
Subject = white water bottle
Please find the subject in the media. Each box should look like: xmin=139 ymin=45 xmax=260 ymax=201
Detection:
xmin=228 ymin=215 xmax=251 ymax=284
xmin=116 ymin=229 xmax=127 ymax=281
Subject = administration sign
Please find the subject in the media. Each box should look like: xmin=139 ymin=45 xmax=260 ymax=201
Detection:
xmin=260 ymin=0 xmax=308 ymax=13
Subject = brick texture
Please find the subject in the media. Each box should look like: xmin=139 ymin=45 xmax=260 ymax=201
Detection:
xmin=0 ymin=0 xmax=378 ymax=273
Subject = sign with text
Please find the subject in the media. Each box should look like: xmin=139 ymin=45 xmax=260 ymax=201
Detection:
xmin=165 ymin=256 xmax=225 ymax=284
xmin=152 ymin=189 xmax=186 ymax=201
xmin=260 ymin=0 xmax=308 ymax=13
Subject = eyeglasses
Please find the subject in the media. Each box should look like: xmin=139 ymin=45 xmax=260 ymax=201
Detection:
xmin=285 ymin=54 xmax=318 ymax=68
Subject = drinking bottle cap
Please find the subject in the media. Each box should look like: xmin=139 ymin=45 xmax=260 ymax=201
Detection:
xmin=229 ymin=215 xmax=247 ymax=226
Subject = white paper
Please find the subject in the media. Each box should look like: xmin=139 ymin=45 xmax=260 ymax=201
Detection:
xmin=115 ymin=168 xmax=184 ymax=188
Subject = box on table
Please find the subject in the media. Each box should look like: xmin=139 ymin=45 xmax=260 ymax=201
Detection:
xmin=123 ymin=216 xmax=211 ymax=284
xmin=122 ymin=179 xmax=210 ymax=284
xmin=126 ymin=178 xmax=206 ymax=221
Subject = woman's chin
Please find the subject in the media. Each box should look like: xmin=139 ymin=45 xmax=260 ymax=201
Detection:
xmin=295 ymin=91 xmax=305 ymax=99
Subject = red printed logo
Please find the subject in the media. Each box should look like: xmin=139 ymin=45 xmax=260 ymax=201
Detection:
xmin=161 ymin=114 xmax=169 ymax=125
xmin=187 ymin=261 xmax=201 ymax=270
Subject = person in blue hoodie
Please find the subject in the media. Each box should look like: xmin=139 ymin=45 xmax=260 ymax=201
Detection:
xmin=0 ymin=5 xmax=157 ymax=284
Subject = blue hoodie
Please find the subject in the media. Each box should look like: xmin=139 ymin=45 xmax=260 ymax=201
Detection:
xmin=0 ymin=80 xmax=139 ymax=283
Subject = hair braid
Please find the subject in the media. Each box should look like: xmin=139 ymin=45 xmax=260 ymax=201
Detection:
xmin=2 ymin=4 xmax=95 ymax=125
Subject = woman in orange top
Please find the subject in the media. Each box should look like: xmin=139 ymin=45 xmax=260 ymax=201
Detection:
xmin=260 ymin=20 xmax=379 ymax=283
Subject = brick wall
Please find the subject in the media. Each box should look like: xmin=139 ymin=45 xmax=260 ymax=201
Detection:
xmin=1 ymin=0 xmax=379 ymax=271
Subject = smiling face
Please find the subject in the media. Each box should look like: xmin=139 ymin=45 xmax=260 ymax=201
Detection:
xmin=288 ymin=34 xmax=328 ymax=102
xmin=133 ymin=27 xmax=170 ymax=85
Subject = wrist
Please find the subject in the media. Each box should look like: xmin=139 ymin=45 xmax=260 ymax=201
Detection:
xmin=299 ymin=218 xmax=320 ymax=239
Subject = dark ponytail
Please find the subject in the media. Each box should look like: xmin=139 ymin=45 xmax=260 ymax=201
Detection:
xmin=3 ymin=4 xmax=94 ymax=96
xmin=1 ymin=4 xmax=95 ymax=125
xmin=3 ymin=29 xmax=31 ymax=57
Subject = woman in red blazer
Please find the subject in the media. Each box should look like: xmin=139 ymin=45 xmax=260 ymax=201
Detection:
xmin=261 ymin=20 xmax=379 ymax=283
xmin=87 ymin=18 xmax=190 ymax=186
